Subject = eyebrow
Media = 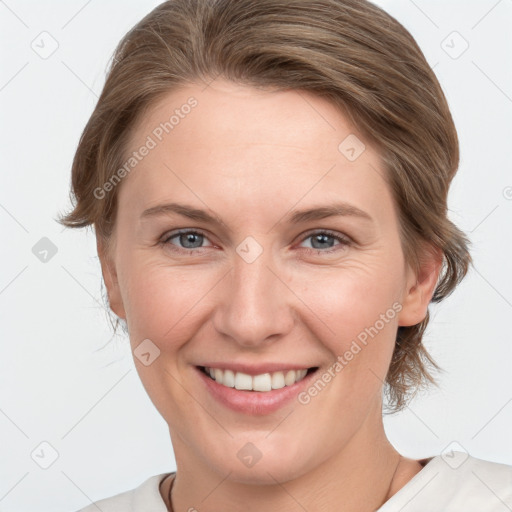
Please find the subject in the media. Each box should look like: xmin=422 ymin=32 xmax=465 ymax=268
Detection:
xmin=140 ymin=201 xmax=373 ymax=226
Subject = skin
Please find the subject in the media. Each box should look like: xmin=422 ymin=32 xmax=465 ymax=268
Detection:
xmin=98 ymin=78 xmax=442 ymax=511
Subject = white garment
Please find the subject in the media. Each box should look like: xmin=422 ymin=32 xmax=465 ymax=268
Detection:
xmin=74 ymin=452 xmax=512 ymax=511
xmin=377 ymin=452 xmax=512 ymax=511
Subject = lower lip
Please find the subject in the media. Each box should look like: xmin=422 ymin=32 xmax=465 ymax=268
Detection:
xmin=195 ymin=366 xmax=318 ymax=415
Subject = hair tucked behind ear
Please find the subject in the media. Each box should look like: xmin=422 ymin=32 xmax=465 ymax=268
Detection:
xmin=57 ymin=0 xmax=472 ymax=412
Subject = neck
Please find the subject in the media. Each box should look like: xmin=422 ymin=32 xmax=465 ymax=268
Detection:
xmin=164 ymin=402 xmax=416 ymax=512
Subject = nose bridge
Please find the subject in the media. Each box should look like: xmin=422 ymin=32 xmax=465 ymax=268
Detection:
xmin=214 ymin=242 xmax=294 ymax=346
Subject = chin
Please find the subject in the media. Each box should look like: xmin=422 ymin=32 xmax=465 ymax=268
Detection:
xmin=198 ymin=435 xmax=319 ymax=485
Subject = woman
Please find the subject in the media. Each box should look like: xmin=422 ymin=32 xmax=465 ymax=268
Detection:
xmin=59 ymin=0 xmax=512 ymax=510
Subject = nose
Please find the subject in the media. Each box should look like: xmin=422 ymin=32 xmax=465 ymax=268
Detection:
xmin=212 ymin=247 xmax=295 ymax=348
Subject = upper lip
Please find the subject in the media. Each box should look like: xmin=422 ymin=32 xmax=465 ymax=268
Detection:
xmin=197 ymin=362 xmax=318 ymax=376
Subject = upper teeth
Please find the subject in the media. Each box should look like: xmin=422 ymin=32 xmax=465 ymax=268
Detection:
xmin=205 ymin=367 xmax=308 ymax=392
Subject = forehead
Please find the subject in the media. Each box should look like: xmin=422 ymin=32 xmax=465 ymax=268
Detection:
xmin=118 ymin=78 xmax=393 ymax=225
xmin=130 ymin=78 xmax=365 ymax=157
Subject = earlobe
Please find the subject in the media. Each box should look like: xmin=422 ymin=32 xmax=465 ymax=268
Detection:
xmin=398 ymin=245 xmax=443 ymax=327
xmin=97 ymin=237 xmax=127 ymax=320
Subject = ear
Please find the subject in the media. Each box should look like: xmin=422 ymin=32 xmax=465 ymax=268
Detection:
xmin=398 ymin=244 xmax=443 ymax=327
xmin=97 ymin=236 xmax=126 ymax=320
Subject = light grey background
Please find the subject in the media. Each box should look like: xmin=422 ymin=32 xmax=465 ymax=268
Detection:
xmin=1 ymin=1 xmax=511 ymax=511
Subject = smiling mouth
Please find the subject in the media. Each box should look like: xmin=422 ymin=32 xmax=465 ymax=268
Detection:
xmin=198 ymin=366 xmax=319 ymax=392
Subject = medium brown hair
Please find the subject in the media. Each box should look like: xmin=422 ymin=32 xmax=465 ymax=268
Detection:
xmin=57 ymin=0 xmax=472 ymax=412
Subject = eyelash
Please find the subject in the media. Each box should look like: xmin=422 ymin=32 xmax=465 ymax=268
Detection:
xmin=159 ymin=229 xmax=352 ymax=255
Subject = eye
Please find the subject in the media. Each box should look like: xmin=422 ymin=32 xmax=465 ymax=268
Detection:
xmin=159 ymin=228 xmax=351 ymax=255
xmin=160 ymin=229 xmax=213 ymax=252
xmin=298 ymin=230 xmax=351 ymax=254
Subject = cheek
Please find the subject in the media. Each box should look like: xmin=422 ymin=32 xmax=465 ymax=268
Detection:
xmin=118 ymin=256 xmax=219 ymax=342
xmin=117 ymin=261 xmax=210 ymax=406
xmin=298 ymin=258 xmax=402 ymax=335
xmin=296 ymin=261 xmax=401 ymax=387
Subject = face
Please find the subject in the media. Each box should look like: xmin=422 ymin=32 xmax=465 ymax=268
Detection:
xmin=99 ymin=78 xmax=437 ymax=483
